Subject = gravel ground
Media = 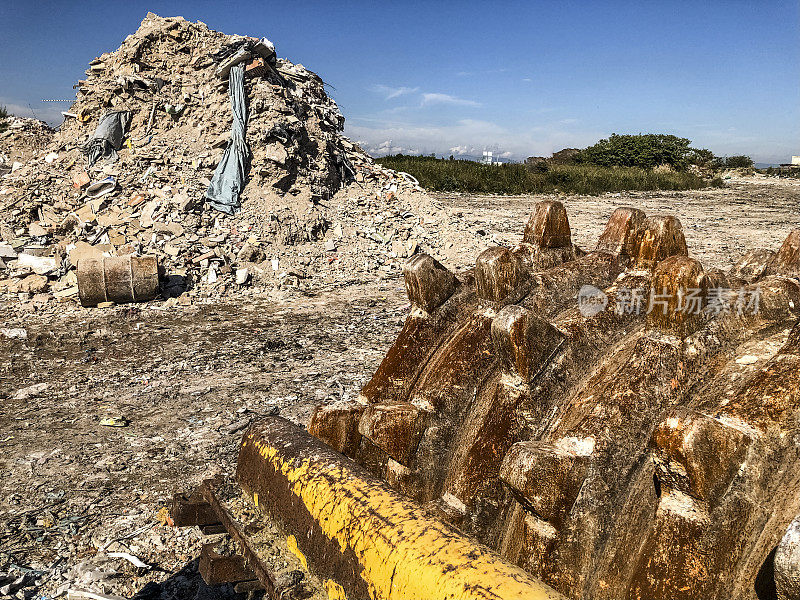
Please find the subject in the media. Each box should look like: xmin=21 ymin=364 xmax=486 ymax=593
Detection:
xmin=0 ymin=176 xmax=798 ymax=600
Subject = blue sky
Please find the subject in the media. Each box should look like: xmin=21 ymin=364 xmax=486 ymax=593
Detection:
xmin=1 ymin=1 xmax=797 ymax=163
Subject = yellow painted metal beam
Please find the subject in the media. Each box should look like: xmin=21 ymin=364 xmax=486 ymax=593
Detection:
xmin=237 ymin=416 xmax=566 ymax=600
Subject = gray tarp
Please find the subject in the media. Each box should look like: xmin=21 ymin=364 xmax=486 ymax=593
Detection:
xmin=83 ymin=111 xmax=131 ymax=166
xmin=205 ymin=63 xmax=250 ymax=214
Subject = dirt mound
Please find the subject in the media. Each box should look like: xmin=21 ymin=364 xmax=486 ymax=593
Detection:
xmin=0 ymin=13 xmax=433 ymax=304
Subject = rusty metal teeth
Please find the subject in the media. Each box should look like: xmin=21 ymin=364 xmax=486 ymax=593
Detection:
xmin=765 ymin=229 xmax=800 ymax=277
xmin=596 ymin=207 xmax=647 ymax=258
xmin=475 ymin=246 xmax=526 ymax=304
xmin=650 ymin=410 xmax=753 ymax=506
xmin=635 ymin=215 xmax=688 ymax=270
xmin=500 ymin=439 xmax=591 ymax=530
xmin=646 ymin=255 xmax=707 ymax=337
xmin=358 ymin=401 xmax=428 ymax=467
xmin=523 ymin=200 xmax=572 ymax=248
xmin=403 ymin=253 xmax=458 ymax=313
xmin=491 ymin=305 xmax=563 ymax=382
xmin=308 ymin=400 xmax=365 ymax=457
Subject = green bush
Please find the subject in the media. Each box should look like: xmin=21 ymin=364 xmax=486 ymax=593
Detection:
xmin=376 ymin=154 xmax=720 ymax=195
xmin=689 ymin=148 xmax=715 ymax=167
xmin=713 ymin=155 xmax=754 ymax=169
xmin=575 ymin=133 xmax=697 ymax=170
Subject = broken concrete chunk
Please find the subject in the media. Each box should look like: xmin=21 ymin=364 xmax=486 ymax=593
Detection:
xmin=69 ymin=241 xmax=112 ymax=266
xmin=18 ymin=274 xmax=49 ymax=294
xmin=16 ymin=253 xmax=57 ymax=275
xmin=12 ymin=382 xmax=48 ymax=401
xmin=235 ymin=267 xmax=250 ymax=285
xmin=0 ymin=244 xmax=17 ymax=260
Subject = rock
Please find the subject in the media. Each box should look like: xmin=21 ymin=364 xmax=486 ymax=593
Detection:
xmin=28 ymin=222 xmax=49 ymax=237
xmin=235 ymin=268 xmax=250 ymax=285
xmin=0 ymin=244 xmax=17 ymax=260
xmin=12 ymin=382 xmax=48 ymax=400
xmin=19 ymin=274 xmax=49 ymax=294
xmin=69 ymin=241 xmax=112 ymax=266
xmin=237 ymin=243 xmax=265 ymax=263
xmin=0 ymin=328 xmax=27 ymax=339
xmin=265 ymin=143 xmax=288 ymax=166
xmin=16 ymin=253 xmax=57 ymax=275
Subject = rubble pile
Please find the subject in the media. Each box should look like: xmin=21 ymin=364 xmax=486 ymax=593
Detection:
xmin=0 ymin=13 xmax=432 ymax=306
xmin=0 ymin=117 xmax=54 ymax=172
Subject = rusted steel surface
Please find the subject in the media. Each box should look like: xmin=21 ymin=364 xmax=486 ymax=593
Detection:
xmin=199 ymin=544 xmax=258 ymax=586
xmin=308 ymin=201 xmax=800 ymax=599
xmin=237 ymin=416 xmax=567 ymax=600
xmin=172 ymin=480 xmax=278 ymax=597
xmin=77 ymin=254 xmax=159 ymax=306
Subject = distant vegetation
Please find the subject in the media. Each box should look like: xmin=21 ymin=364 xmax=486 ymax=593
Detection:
xmin=574 ymin=134 xmax=699 ymax=170
xmin=376 ymin=133 xmax=749 ymax=194
xmin=376 ymin=154 xmax=720 ymax=195
xmin=572 ymin=134 xmax=754 ymax=172
xmin=713 ymin=155 xmax=754 ymax=169
xmin=764 ymin=165 xmax=800 ymax=178
xmin=0 ymin=106 xmax=8 ymax=133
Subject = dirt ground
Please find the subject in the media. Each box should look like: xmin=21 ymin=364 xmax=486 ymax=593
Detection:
xmin=1 ymin=176 xmax=798 ymax=599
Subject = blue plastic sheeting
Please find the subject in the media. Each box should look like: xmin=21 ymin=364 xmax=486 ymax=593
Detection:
xmin=205 ymin=63 xmax=251 ymax=214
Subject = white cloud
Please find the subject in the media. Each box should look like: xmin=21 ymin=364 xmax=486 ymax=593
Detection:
xmin=449 ymin=145 xmax=474 ymax=155
xmin=346 ymin=117 xmax=603 ymax=160
xmin=359 ymin=139 xmax=422 ymax=156
xmin=421 ymin=93 xmax=481 ymax=107
xmin=369 ymin=85 xmax=419 ymax=100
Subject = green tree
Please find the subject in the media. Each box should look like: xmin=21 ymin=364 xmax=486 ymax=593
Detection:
xmin=715 ymin=154 xmax=753 ymax=169
xmin=576 ymin=133 xmax=695 ymax=170
xmin=688 ymin=148 xmax=714 ymax=167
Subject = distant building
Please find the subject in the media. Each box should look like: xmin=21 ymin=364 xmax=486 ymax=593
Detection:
xmin=792 ymin=156 xmax=800 ymax=166
xmin=481 ymin=150 xmax=504 ymax=165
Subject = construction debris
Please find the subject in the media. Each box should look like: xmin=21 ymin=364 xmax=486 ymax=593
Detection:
xmin=0 ymin=13 xmax=429 ymax=305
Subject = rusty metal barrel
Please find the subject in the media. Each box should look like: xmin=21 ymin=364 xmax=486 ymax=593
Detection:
xmin=77 ymin=255 xmax=160 ymax=307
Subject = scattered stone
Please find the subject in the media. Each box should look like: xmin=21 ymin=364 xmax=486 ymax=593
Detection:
xmin=12 ymin=382 xmax=48 ymax=400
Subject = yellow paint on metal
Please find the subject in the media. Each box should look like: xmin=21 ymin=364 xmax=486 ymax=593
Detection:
xmin=286 ymin=534 xmax=309 ymax=570
xmin=325 ymin=579 xmax=347 ymax=600
xmin=248 ymin=435 xmax=564 ymax=600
